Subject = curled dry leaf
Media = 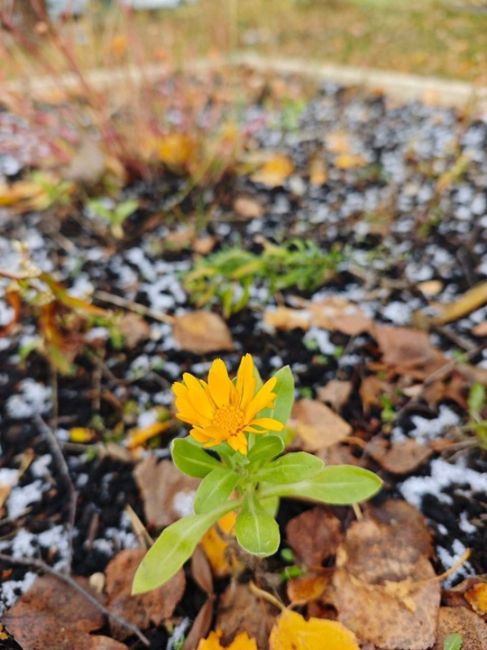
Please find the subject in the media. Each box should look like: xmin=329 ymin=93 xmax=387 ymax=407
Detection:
xmin=432 ymin=281 xmax=487 ymax=325
xmin=434 ymin=607 xmax=487 ymax=650
xmin=233 ymin=196 xmax=264 ymax=220
xmin=465 ymin=583 xmax=487 ymax=616
xmin=216 ymin=583 xmax=276 ymax=650
xmin=374 ymin=325 xmax=444 ymax=370
xmin=264 ymin=297 xmax=373 ymax=336
xmin=2 ymin=575 xmax=110 ymax=650
xmin=359 ymin=375 xmax=393 ymax=414
xmin=291 ymin=399 xmax=351 ymax=452
xmin=200 ymin=511 xmax=243 ymax=578
xmin=134 ymin=457 xmax=199 ymax=528
xmin=250 ymin=154 xmax=294 ymax=187
xmin=173 ymin=311 xmax=234 ymax=355
xmin=287 ymin=574 xmax=329 ymax=605
xmin=331 ymin=518 xmax=440 ymax=650
xmin=104 ymin=549 xmax=185 ymax=639
xmin=317 ymin=380 xmax=352 ymax=411
xmin=197 ymin=629 xmax=258 ymax=650
xmin=286 ymin=507 xmax=342 ymax=569
xmin=367 ymin=438 xmax=432 ymax=475
xmin=269 ymin=609 xmax=359 ymax=650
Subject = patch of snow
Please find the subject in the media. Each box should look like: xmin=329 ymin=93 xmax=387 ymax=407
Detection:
xmin=6 ymin=379 xmax=51 ymax=419
xmin=382 ymin=301 xmax=412 ymax=325
xmin=7 ymin=480 xmax=45 ymax=519
xmin=0 ymin=572 xmax=36 ymax=615
xmin=0 ymin=468 xmax=19 ymax=487
xmin=459 ymin=512 xmax=476 ymax=535
xmin=394 ymin=405 xmax=460 ymax=444
xmin=30 ymin=455 xmax=52 ymax=479
xmin=303 ymin=328 xmax=336 ymax=355
xmin=437 ymin=539 xmax=473 ymax=587
xmin=172 ymin=490 xmax=196 ymax=517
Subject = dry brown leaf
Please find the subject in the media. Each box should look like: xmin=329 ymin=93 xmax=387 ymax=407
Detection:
xmin=373 ymin=325 xmax=447 ymax=376
xmin=134 ymin=457 xmax=199 ymax=528
xmin=432 ymin=281 xmax=487 ymax=325
xmin=367 ymin=438 xmax=432 ymax=474
xmin=233 ymin=196 xmax=264 ymax=220
xmin=291 ymin=399 xmax=352 ymax=451
xmin=434 ymin=607 xmax=487 ymax=649
xmin=287 ymin=575 xmax=329 ymax=605
xmin=465 ymin=583 xmax=487 ymax=616
xmin=317 ymin=380 xmax=352 ymax=411
xmin=117 ymin=313 xmax=151 ymax=349
xmin=192 ymin=236 xmax=216 ymax=256
xmin=184 ymin=599 xmax=214 ymax=650
xmin=216 ymin=583 xmax=276 ymax=649
xmin=251 ymin=154 xmax=294 ymax=187
xmin=264 ymin=298 xmax=373 ymax=336
xmin=286 ymin=507 xmax=342 ymax=569
xmin=359 ymin=376 xmax=393 ymax=414
xmin=2 ymin=575 xmax=107 ymax=650
xmin=173 ymin=311 xmax=234 ymax=354
xmin=331 ymin=518 xmax=440 ymax=650
xmin=269 ymin=609 xmax=359 ymax=650
xmin=473 ymin=321 xmax=487 ymax=337
xmin=104 ymin=549 xmax=185 ymax=639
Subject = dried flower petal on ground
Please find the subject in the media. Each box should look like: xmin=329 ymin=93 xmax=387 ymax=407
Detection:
xmin=269 ymin=609 xmax=359 ymax=650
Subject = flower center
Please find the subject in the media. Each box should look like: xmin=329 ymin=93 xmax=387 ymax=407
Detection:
xmin=212 ymin=405 xmax=244 ymax=435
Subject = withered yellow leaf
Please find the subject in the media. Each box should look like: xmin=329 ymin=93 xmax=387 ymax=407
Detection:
xmin=69 ymin=427 xmax=96 ymax=444
xmin=127 ymin=420 xmax=172 ymax=450
xmin=198 ymin=629 xmax=258 ymax=650
xmin=432 ymin=281 xmax=487 ymax=325
xmin=251 ymin=154 xmax=294 ymax=187
xmin=200 ymin=511 xmax=243 ymax=577
xmin=465 ymin=583 xmax=487 ymax=615
xmin=158 ymin=133 xmax=195 ymax=171
xmin=269 ymin=610 xmax=359 ymax=650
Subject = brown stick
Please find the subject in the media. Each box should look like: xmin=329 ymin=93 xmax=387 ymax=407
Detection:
xmin=0 ymin=553 xmax=150 ymax=646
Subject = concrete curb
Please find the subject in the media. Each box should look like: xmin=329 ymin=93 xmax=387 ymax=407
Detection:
xmin=4 ymin=53 xmax=487 ymax=114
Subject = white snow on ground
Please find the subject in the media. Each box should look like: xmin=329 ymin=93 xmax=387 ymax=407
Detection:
xmin=0 ymin=573 xmax=36 ymax=616
xmin=392 ymin=405 xmax=460 ymax=443
xmin=437 ymin=539 xmax=473 ymax=586
xmin=6 ymin=379 xmax=51 ymax=419
xmin=6 ymin=480 xmax=46 ymax=519
xmin=399 ymin=457 xmax=487 ymax=509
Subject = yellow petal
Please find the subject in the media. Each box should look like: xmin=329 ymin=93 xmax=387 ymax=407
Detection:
xmin=207 ymin=358 xmax=233 ymax=407
xmin=183 ymin=373 xmax=215 ymax=420
xmin=236 ymin=353 xmax=256 ymax=408
xmin=244 ymin=376 xmax=277 ymax=421
xmin=227 ymin=431 xmax=248 ymax=454
xmin=190 ymin=427 xmax=215 ymax=444
xmin=251 ymin=417 xmax=284 ymax=431
xmin=198 ymin=629 xmax=257 ymax=650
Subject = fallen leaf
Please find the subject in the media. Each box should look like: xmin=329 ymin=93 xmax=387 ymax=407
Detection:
xmin=234 ymin=196 xmax=264 ymax=220
xmin=184 ymin=599 xmax=214 ymax=650
xmin=127 ymin=420 xmax=172 ymax=450
xmin=287 ymin=574 xmax=329 ymax=605
xmin=264 ymin=298 xmax=373 ymax=336
xmin=367 ymin=438 xmax=432 ymax=474
xmin=193 ymin=236 xmax=217 ymax=256
xmin=434 ymin=607 xmax=487 ymax=650
xmin=359 ymin=376 xmax=393 ymax=414
xmin=2 ymin=575 xmax=108 ymax=650
xmin=69 ymin=427 xmax=96 ymax=443
xmin=134 ymin=457 xmax=199 ymax=528
xmin=117 ymin=313 xmax=151 ymax=349
xmin=173 ymin=311 xmax=234 ymax=354
xmin=335 ymin=153 xmax=367 ymax=169
xmin=286 ymin=507 xmax=342 ymax=569
xmin=291 ymin=399 xmax=351 ymax=451
xmin=217 ymin=583 xmax=276 ymax=649
xmin=200 ymin=511 xmax=243 ymax=578
xmin=269 ymin=609 xmax=359 ymax=650
xmin=417 ymin=280 xmax=443 ymax=297
xmin=198 ymin=629 xmax=258 ymax=650
xmin=374 ymin=325 xmax=446 ymax=375
xmin=317 ymin=380 xmax=352 ymax=411
xmin=465 ymin=583 xmax=487 ymax=616
xmin=104 ymin=549 xmax=185 ymax=639
xmin=331 ymin=518 xmax=440 ymax=650
xmin=472 ymin=321 xmax=487 ymax=337
xmin=251 ymin=154 xmax=294 ymax=187
xmin=326 ymin=131 xmax=352 ymax=155
xmin=432 ymin=281 xmax=487 ymax=325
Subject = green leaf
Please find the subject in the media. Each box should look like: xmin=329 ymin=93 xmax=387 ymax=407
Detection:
xmin=194 ymin=467 xmax=240 ymax=514
xmin=248 ymin=435 xmax=285 ymax=465
xmin=261 ymin=365 xmax=295 ymax=425
xmin=132 ymin=501 xmax=237 ymax=594
xmin=468 ymin=382 xmax=486 ymax=417
xmin=236 ymin=494 xmax=280 ymax=557
xmin=260 ymin=465 xmax=382 ymax=505
xmin=257 ymin=452 xmax=323 ymax=484
xmin=171 ymin=438 xmax=222 ymax=478
xmin=444 ymin=633 xmax=463 ymax=650
xmin=260 ymin=495 xmax=280 ymax=517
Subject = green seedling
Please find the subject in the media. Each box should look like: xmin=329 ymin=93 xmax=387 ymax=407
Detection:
xmin=132 ymin=354 xmax=381 ymax=594
xmin=87 ymin=198 xmax=139 ymax=238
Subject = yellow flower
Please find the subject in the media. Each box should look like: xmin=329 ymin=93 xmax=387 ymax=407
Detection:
xmin=172 ymin=354 xmax=284 ymax=454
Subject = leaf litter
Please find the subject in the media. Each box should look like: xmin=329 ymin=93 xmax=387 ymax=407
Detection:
xmin=0 ymin=70 xmax=487 ymax=649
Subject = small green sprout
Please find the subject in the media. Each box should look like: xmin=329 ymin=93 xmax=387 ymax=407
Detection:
xmin=467 ymin=382 xmax=487 ymax=450
xmin=132 ymin=355 xmax=381 ymax=594
xmin=87 ymin=198 xmax=138 ymax=238
xmin=443 ymin=633 xmax=463 ymax=650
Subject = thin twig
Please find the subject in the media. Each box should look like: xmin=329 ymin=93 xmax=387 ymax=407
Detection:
xmin=34 ymin=415 xmax=77 ymax=573
xmin=0 ymin=553 xmax=150 ymax=646
xmin=94 ymin=290 xmax=175 ymax=324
